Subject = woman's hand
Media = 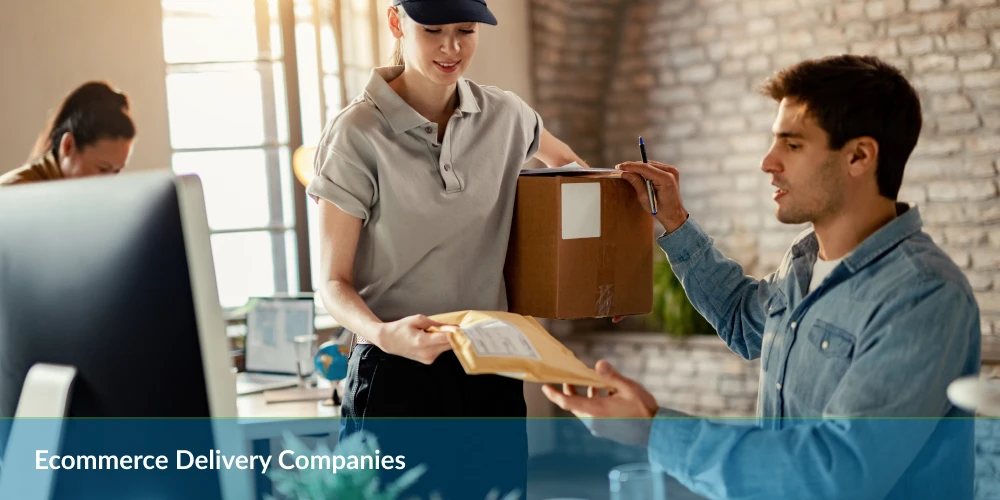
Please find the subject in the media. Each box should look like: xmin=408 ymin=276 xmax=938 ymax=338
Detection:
xmin=374 ymin=314 xmax=454 ymax=365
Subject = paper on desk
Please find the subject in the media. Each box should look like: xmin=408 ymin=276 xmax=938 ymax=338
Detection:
xmin=428 ymin=310 xmax=610 ymax=388
xmin=519 ymin=161 xmax=620 ymax=176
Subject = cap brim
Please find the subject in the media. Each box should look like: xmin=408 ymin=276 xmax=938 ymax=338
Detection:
xmin=401 ymin=2 xmax=498 ymax=26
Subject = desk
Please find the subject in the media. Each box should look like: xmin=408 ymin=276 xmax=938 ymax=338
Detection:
xmin=237 ymin=386 xmax=341 ymax=499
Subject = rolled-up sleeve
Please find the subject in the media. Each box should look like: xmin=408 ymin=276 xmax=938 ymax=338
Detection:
xmin=306 ymin=114 xmax=378 ymax=226
xmin=505 ymin=91 xmax=543 ymax=163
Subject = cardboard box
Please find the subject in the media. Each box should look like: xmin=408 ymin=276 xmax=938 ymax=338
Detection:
xmin=504 ymin=170 xmax=654 ymax=319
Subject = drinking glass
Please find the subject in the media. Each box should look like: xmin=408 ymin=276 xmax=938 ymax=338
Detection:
xmin=609 ymin=462 xmax=667 ymax=500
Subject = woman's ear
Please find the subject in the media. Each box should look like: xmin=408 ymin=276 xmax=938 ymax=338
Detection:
xmin=58 ymin=132 xmax=76 ymax=160
xmin=388 ymin=7 xmax=404 ymax=38
xmin=847 ymin=136 xmax=879 ymax=179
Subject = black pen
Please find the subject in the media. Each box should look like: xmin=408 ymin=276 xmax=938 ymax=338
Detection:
xmin=639 ymin=137 xmax=657 ymax=215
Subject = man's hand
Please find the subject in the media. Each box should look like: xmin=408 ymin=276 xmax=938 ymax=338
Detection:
xmin=616 ymin=160 xmax=689 ymax=234
xmin=542 ymin=361 xmax=660 ymax=447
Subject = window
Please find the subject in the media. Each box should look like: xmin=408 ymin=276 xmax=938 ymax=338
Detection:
xmin=160 ymin=0 xmax=385 ymax=309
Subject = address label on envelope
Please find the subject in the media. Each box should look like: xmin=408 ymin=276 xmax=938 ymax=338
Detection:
xmin=561 ymin=183 xmax=601 ymax=239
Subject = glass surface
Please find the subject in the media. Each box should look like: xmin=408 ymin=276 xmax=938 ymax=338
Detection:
xmin=609 ymin=462 xmax=667 ymax=500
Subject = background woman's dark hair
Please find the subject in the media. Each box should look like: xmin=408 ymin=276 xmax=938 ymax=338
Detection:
xmin=31 ymin=81 xmax=136 ymax=161
xmin=760 ymin=55 xmax=922 ymax=201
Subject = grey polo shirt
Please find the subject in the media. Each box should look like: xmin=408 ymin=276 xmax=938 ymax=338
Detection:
xmin=307 ymin=66 xmax=543 ymax=323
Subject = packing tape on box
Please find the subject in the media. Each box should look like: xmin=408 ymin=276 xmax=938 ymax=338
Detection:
xmin=595 ymin=179 xmax=619 ymax=317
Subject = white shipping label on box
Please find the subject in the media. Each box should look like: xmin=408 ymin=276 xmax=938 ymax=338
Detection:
xmin=561 ymin=183 xmax=601 ymax=239
xmin=462 ymin=319 xmax=542 ymax=360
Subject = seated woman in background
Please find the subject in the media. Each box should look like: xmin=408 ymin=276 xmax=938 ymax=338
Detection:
xmin=0 ymin=81 xmax=136 ymax=186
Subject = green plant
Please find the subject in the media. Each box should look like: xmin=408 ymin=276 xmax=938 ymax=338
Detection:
xmin=650 ymin=255 xmax=714 ymax=337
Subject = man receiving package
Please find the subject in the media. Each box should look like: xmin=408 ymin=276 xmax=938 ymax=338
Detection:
xmin=543 ymin=55 xmax=981 ymax=500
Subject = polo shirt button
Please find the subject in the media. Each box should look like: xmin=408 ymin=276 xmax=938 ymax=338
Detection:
xmin=425 ymin=126 xmax=433 ymax=134
xmin=444 ymin=164 xmax=451 ymax=171
xmin=776 ymin=382 xmax=782 ymax=390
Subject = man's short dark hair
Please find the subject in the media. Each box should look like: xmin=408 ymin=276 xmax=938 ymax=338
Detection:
xmin=760 ymin=55 xmax=922 ymax=200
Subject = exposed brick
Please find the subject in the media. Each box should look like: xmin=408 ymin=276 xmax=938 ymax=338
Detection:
xmin=973 ymin=248 xmax=1000 ymax=270
xmin=909 ymin=0 xmax=944 ymax=10
xmin=652 ymin=86 xmax=698 ymax=105
xmin=898 ymin=184 xmax=928 ymax=202
xmin=913 ymin=73 xmax=962 ymax=92
xmin=781 ymin=9 xmax=822 ymax=27
xmin=851 ymin=39 xmax=900 ymax=56
xmin=747 ymin=17 xmax=777 ymax=35
xmin=761 ymin=0 xmax=796 ymax=14
xmin=679 ymin=63 xmax=717 ymax=83
xmin=845 ymin=21 xmax=878 ymax=40
xmin=665 ymin=121 xmax=698 ymax=139
xmin=867 ymin=0 xmax=906 ymax=19
xmin=946 ymin=32 xmax=989 ymax=51
xmin=968 ymin=135 xmax=1000 ymax=154
xmin=912 ymin=137 xmax=964 ymax=156
xmin=746 ymin=54 xmax=771 ymax=74
xmin=730 ymin=133 xmax=770 ymax=153
xmin=899 ymin=35 xmax=935 ymax=55
xmin=967 ymin=8 xmax=1000 ymax=29
xmin=993 ymin=29 xmax=1000 ymax=49
xmin=913 ymin=54 xmax=957 ymax=72
xmin=969 ymin=273 xmax=995 ymax=292
xmin=945 ymin=227 xmax=991 ymax=247
xmin=958 ymin=52 xmax=995 ymax=70
xmin=984 ymin=113 xmax=1000 ymax=130
xmin=963 ymin=70 xmax=1000 ymax=89
xmin=928 ymin=179 xmax=998 ymax=201
xmin=921 ymin=10 xmax=962 ymax=32
xmin=981 ymin=89 xmax=1000 ymax=108
xmin=889 ymin=16 xmax=923 ymax=36
xmin=836 ymin=2 xmax=866 ymax=21
xmin=930 ymin=94 xmax=973 ymax=113
xmin=937 ymin=112 xmax=982 ymax=132
xmin=780 ymin=30 xmax=816 ymax=49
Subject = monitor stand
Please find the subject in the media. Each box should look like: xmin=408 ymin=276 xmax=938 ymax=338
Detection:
xmin=0 ymin=363 xmax=78 ymax=500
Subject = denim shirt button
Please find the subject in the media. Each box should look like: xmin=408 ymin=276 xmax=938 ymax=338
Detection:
xmin=790 ymin=321 xmax=798 ymax=329
xmin=776 ymin=382 xmax=782 ymax=390
xmin=821 ymin=340 xmax=830 ymax=350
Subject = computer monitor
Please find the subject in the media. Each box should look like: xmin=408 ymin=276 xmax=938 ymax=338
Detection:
xmin=0 ymin=171 xmax=253 ymax=500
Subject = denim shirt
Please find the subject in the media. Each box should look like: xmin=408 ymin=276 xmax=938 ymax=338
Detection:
xmin=647 ymin=204 xmax=981 ymax=500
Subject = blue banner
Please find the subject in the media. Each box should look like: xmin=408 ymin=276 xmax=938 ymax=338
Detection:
xmin=0 ymin=417 xmax=989 ymax=500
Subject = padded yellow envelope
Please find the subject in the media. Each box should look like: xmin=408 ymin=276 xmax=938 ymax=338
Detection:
xmin=428 ymin=310 xmax=610 ymax=388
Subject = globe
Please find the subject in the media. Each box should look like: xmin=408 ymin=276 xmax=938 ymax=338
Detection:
xmin=314 ymin=340 xmax=349 ymax=382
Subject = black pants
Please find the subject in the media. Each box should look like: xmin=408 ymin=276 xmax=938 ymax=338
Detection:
xmin=339 ymin=344 xmax=528 ymax=500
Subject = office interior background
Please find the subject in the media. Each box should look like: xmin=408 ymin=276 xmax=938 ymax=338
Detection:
xmin=0 ymin=0 xmax=998 ymax=495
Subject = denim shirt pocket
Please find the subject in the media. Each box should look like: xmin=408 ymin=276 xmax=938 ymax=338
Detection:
xmin=808 ymin=319 xmax=856 ymax=359
xmin=762 ymin=290 xmax=788 ymax=372
xmin=791 ymin=319 xmax=857 ymax=412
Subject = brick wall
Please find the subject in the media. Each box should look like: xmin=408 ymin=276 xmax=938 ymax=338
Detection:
xmin=530 ymin=0 xmax=1000 ymax=496
xmin=530 ymin=0 xmax=1000 ymax=340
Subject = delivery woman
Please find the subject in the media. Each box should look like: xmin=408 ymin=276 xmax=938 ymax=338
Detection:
xmin=306 ymin=0 xmax=587 ymax=497
xmin=0 ymin=81 xmax=135 ymax=187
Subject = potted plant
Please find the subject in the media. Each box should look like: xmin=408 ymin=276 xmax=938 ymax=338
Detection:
xmin=649 ymin=254 xmax=714 ymax=337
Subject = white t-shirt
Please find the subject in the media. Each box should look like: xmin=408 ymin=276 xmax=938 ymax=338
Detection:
xmin=809 ymin=256 xmax=843 ymax=294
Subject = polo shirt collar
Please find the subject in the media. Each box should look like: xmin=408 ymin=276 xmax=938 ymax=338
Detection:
xmin=365 ymin=66 xmax=480 ymax=135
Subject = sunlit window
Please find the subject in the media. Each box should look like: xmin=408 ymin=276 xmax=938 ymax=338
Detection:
xmin=160 ymin=0 xmax=383 ymax=309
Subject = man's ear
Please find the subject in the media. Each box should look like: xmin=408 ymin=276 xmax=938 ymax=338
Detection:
xmin=846 ymin=136 xmax=878 ymax=179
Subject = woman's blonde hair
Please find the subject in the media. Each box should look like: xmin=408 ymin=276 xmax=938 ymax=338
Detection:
xmin=390 ymin=7 xmax=406 ymax=66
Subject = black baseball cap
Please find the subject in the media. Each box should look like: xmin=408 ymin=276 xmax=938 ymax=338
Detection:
xmin=393 ymin=0 xmax=498 ymax=26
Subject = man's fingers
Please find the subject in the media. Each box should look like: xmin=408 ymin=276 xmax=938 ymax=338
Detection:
xmin=542 ymin=384 xmax=603 ymax=415
xmin=648 ymin=160 xmax=679 ymax=175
